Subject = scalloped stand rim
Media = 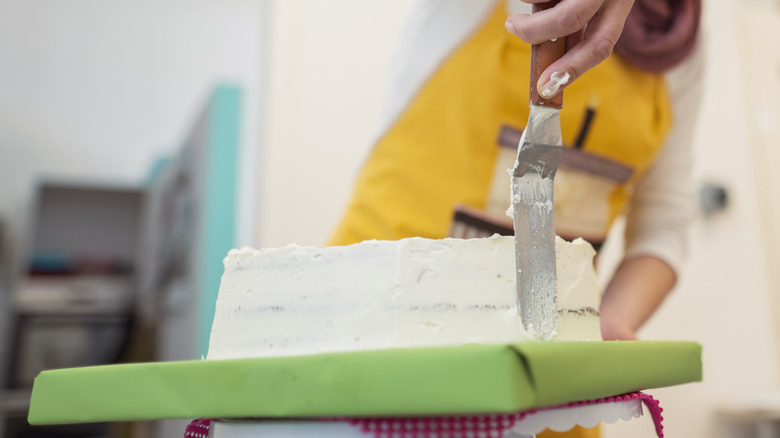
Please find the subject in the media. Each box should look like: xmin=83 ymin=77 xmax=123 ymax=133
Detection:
xmin=207 ymin=402 xmax=644 ymax=438
xmin=509 ymin=398 xmax=643 ymax=435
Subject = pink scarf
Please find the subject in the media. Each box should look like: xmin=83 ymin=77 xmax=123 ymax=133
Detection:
xmin=615 ymin=0 xmax=702 ymax=72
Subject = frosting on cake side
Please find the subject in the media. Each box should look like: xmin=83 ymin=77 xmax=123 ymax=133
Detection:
xmin=207 ymin=235 xmax=600 ymax=360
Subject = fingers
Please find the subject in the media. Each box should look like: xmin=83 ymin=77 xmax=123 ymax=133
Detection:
xmin=505 ymin=0 xmax=602 ymax=44
xmin=533 ymin=0 xmax=634 ymax=98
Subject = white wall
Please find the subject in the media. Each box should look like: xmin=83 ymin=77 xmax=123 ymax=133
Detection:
xmin=0 ymin=0 xmax=265 ymax=253
xmin=257 ymin=0 xmax=415 ymax=247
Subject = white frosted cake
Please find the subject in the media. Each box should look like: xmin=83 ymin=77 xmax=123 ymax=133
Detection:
xmin=207 ymin=235 xmax=601 ymax=360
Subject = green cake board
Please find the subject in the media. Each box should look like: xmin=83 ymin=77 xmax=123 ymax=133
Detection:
xmin=28 ymin=341 xmax=701 ymax=425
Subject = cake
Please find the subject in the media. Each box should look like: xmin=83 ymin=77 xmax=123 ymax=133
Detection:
xmin=207 ymin=235 xmax=601 ymax=360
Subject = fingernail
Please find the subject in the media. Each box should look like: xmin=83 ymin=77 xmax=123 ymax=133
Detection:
xmin=505 ymin=19 xmax=517 ymax=35
xmin=540 ymin=71 xmax=571 ymax=98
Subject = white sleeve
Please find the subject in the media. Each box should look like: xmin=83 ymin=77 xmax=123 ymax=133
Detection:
xmin=623 ymin=37 xmax=705 ymax=277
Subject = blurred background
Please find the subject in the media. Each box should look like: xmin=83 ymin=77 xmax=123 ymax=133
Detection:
xmin=0 ymin=0 xmax=778 ymax=437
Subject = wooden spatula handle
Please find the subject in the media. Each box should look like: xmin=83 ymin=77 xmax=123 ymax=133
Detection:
xmin=530 ymin=1 xmax=565 ymax=109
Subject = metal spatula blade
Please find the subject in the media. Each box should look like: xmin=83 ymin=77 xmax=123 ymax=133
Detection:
xmin=512 ymin=107 xmax=562 ymax=341
xmin=511 ymin=1 xmax=566 ymax=341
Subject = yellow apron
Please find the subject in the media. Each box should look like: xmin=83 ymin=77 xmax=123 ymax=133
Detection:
xmin=330 ymin=3 xmax=672 ymax=436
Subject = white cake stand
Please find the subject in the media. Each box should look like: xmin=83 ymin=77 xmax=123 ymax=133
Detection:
xmin=192 ymin=394 xmax=656 ymax=438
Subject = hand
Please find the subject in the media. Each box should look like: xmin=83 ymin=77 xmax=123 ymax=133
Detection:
xmin=505 ymin=0 xmax=635 ymax=98
xmin=600 ymin=309 xmax=638 ymax=341
xmin=599 ymin=255 xmax=677 ymax=341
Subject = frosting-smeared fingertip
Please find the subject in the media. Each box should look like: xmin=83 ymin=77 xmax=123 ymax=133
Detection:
xmin=538 ymin=71 xmax=571 ymax=99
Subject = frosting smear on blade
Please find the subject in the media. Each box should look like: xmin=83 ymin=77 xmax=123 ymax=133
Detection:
xmin=207 ymin=235 xmax=600 ymax=360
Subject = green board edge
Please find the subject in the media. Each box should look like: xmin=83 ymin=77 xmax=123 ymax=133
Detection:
xmin=28 ymin=341 xmax=701 ymax=425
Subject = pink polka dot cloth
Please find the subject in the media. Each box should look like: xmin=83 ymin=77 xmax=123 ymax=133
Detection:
xmin=185 ymin=391 xmax=664 ymax=438
xmin=185 ymin=418 xmax=212 ymax=438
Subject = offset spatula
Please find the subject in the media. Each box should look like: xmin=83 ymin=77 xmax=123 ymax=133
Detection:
xmin=511 ymin=2 xmax=566 ymax=341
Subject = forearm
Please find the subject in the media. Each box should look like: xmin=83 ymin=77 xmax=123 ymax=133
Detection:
xmin=600 ymin=255 xmax=676 ymax=340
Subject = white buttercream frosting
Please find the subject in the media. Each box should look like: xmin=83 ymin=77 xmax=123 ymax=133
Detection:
xmin=207 ymin=235 xmax=600 ymax=360
xmin=541 ymin=71 xmax=570 ymax=98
